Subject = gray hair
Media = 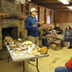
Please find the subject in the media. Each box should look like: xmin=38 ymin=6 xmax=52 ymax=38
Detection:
xmin=50 ymin=25 xmax=54 ymax=28
xmin=56 ymin=23 xmax=59 ymax=26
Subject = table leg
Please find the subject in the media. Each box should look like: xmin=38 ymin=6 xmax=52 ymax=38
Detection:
xmin=36 ymin=58 xmax=39 ymax=72
xmin=8 ymin=55 xmax=10 ymax=63
xmin=23 ymin=61 xmax=25 ymax=72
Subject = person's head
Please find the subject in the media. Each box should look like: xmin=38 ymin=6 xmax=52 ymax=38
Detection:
xmin=66 ymin=25 xmax=71 ymax=30
xmin=56 ymin=23 xmax=59 ymax=27
xmin=30 ymin=8 xmax=38 ymax=17
xmin=50 ymin=25 xmax=54 ymax=30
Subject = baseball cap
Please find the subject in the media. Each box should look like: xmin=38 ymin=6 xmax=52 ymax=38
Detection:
xmin=30 ymin=8 xmax=38 ymax=12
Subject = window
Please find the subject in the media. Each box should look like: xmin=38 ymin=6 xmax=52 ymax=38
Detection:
xmin=47 ymin=15 xmax=50 ymax=24
xmin=35 ymin=15 xmax=38 ymax=21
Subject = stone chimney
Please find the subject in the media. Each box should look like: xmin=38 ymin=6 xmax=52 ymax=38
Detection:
xmin=0 ymin=0 xmax=25 ymax=50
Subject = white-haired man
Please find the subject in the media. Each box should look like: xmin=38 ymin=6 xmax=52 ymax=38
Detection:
xmin=54 ymin=23 xmax=63 ymax=34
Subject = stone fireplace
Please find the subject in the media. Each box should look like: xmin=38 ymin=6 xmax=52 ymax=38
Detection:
xmin=0 ymin=0 xmax=25 ymax=50
xmin=0 ymin=19 xmax=24 ymax=50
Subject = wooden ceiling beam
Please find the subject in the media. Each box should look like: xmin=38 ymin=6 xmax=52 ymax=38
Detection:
xmin=55 ymin=9 xmax=71 ymax=11
xmin=31 ymin=0 xmax=72 ymax=11
xmin=38 ymin=3 xmax=72 ymax=6
xmin=37 ymin=3 xmax=70 ymax=10
xmin=38 ymin=3 xmax=63 ymax=5
xmin=43 ymin=6 xmax=67 ymax=8
xmin=49 ymin=8 xmax=71 ymax=11
xmin=48 ymin=7 xmax=68 ymax=10
xmin=32 ymin=0 xmax=72 ymax=3
xmin=31 ymin=0 xmax=61 ymax=3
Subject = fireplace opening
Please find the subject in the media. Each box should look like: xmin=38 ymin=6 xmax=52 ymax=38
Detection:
xmin=2 ymin=27 xmax=18 ymax=40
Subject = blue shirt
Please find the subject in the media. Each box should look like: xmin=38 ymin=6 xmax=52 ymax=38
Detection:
xmin=25 ymin=16 xmax=40 ymax=36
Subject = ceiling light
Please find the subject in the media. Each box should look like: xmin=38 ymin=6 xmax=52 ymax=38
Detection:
xmin=67 ymin=6 xmax=72 ymax=9
xmin=59 ymin=0 xmax=69 ymax=4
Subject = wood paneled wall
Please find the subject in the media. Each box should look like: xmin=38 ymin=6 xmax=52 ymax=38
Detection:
xmin=30 ymin=3 xmax=38 ymax=9
xmin=39 ymin=7 xmax=45 ymax=23
xmin=55 ymin=10 xmax=72 ymax=23
xmin=22 ymin=3 xmax=55 ymax=39
xmin=30 ymin=4 xmax=55 ymax=24
xmin=58 ymin=23 xmax=72 ymax=32
xmin=51 ymin=10 xmax=55 ymax=23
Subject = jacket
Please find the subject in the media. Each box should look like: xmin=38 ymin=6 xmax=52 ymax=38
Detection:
xmin=66 ymin=57 xmax=72 ymax=69
xmin=25 ymin=16 xmax=41 ymax=37
xmin=54 ymin=27 xmax=63 ymax=34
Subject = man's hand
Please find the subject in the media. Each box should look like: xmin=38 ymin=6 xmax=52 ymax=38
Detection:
xmin=40 ymin=23 xmax=44 ymax=25
xmin=57 ymin=31 xmax=59 ymax=33
xmin=65 ymin=33 xmax=67 ymax=36
xmin=67 ymin=35 xmax=69 ymax=36
xmin=45 ymin=36 xmax=47 ymax=37
xmin=40 ymin=21 xmax=45 ymax=25
xmin=33 ymin=24 xmax=37 ymax=28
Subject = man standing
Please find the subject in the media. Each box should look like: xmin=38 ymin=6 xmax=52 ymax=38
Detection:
xmin=54 ymin=23 xmax=63 ymax=34
xmin=26 ymin=8 xmax=42 ymax=46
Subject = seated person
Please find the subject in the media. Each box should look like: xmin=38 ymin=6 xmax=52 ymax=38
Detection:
xmin=68 ymin=26 xmax=72 ymax=49
xmin=46 ymin=25 xmax=57 ymax=45
xmin=63 ymin=25 xmax=71 ymax=41
xmin=54 ymin=23 xmax=63 ymax=34
xmin=55 ymin=57 xmax=72 ymax=72
xmin=42 ymin=29 xmax=49 ymax=36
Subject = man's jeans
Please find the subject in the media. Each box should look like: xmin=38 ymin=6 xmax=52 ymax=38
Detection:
xmin=55 ymin=67 xmax=72 ymax=72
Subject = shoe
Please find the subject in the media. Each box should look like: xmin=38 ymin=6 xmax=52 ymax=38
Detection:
xmin=47 ymin=47 xmax=49 ymax=49
xmin=30 ymin=59 xmax=35 ymax=61
xmin=68 ymin=46 xmax=72 ymax=49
